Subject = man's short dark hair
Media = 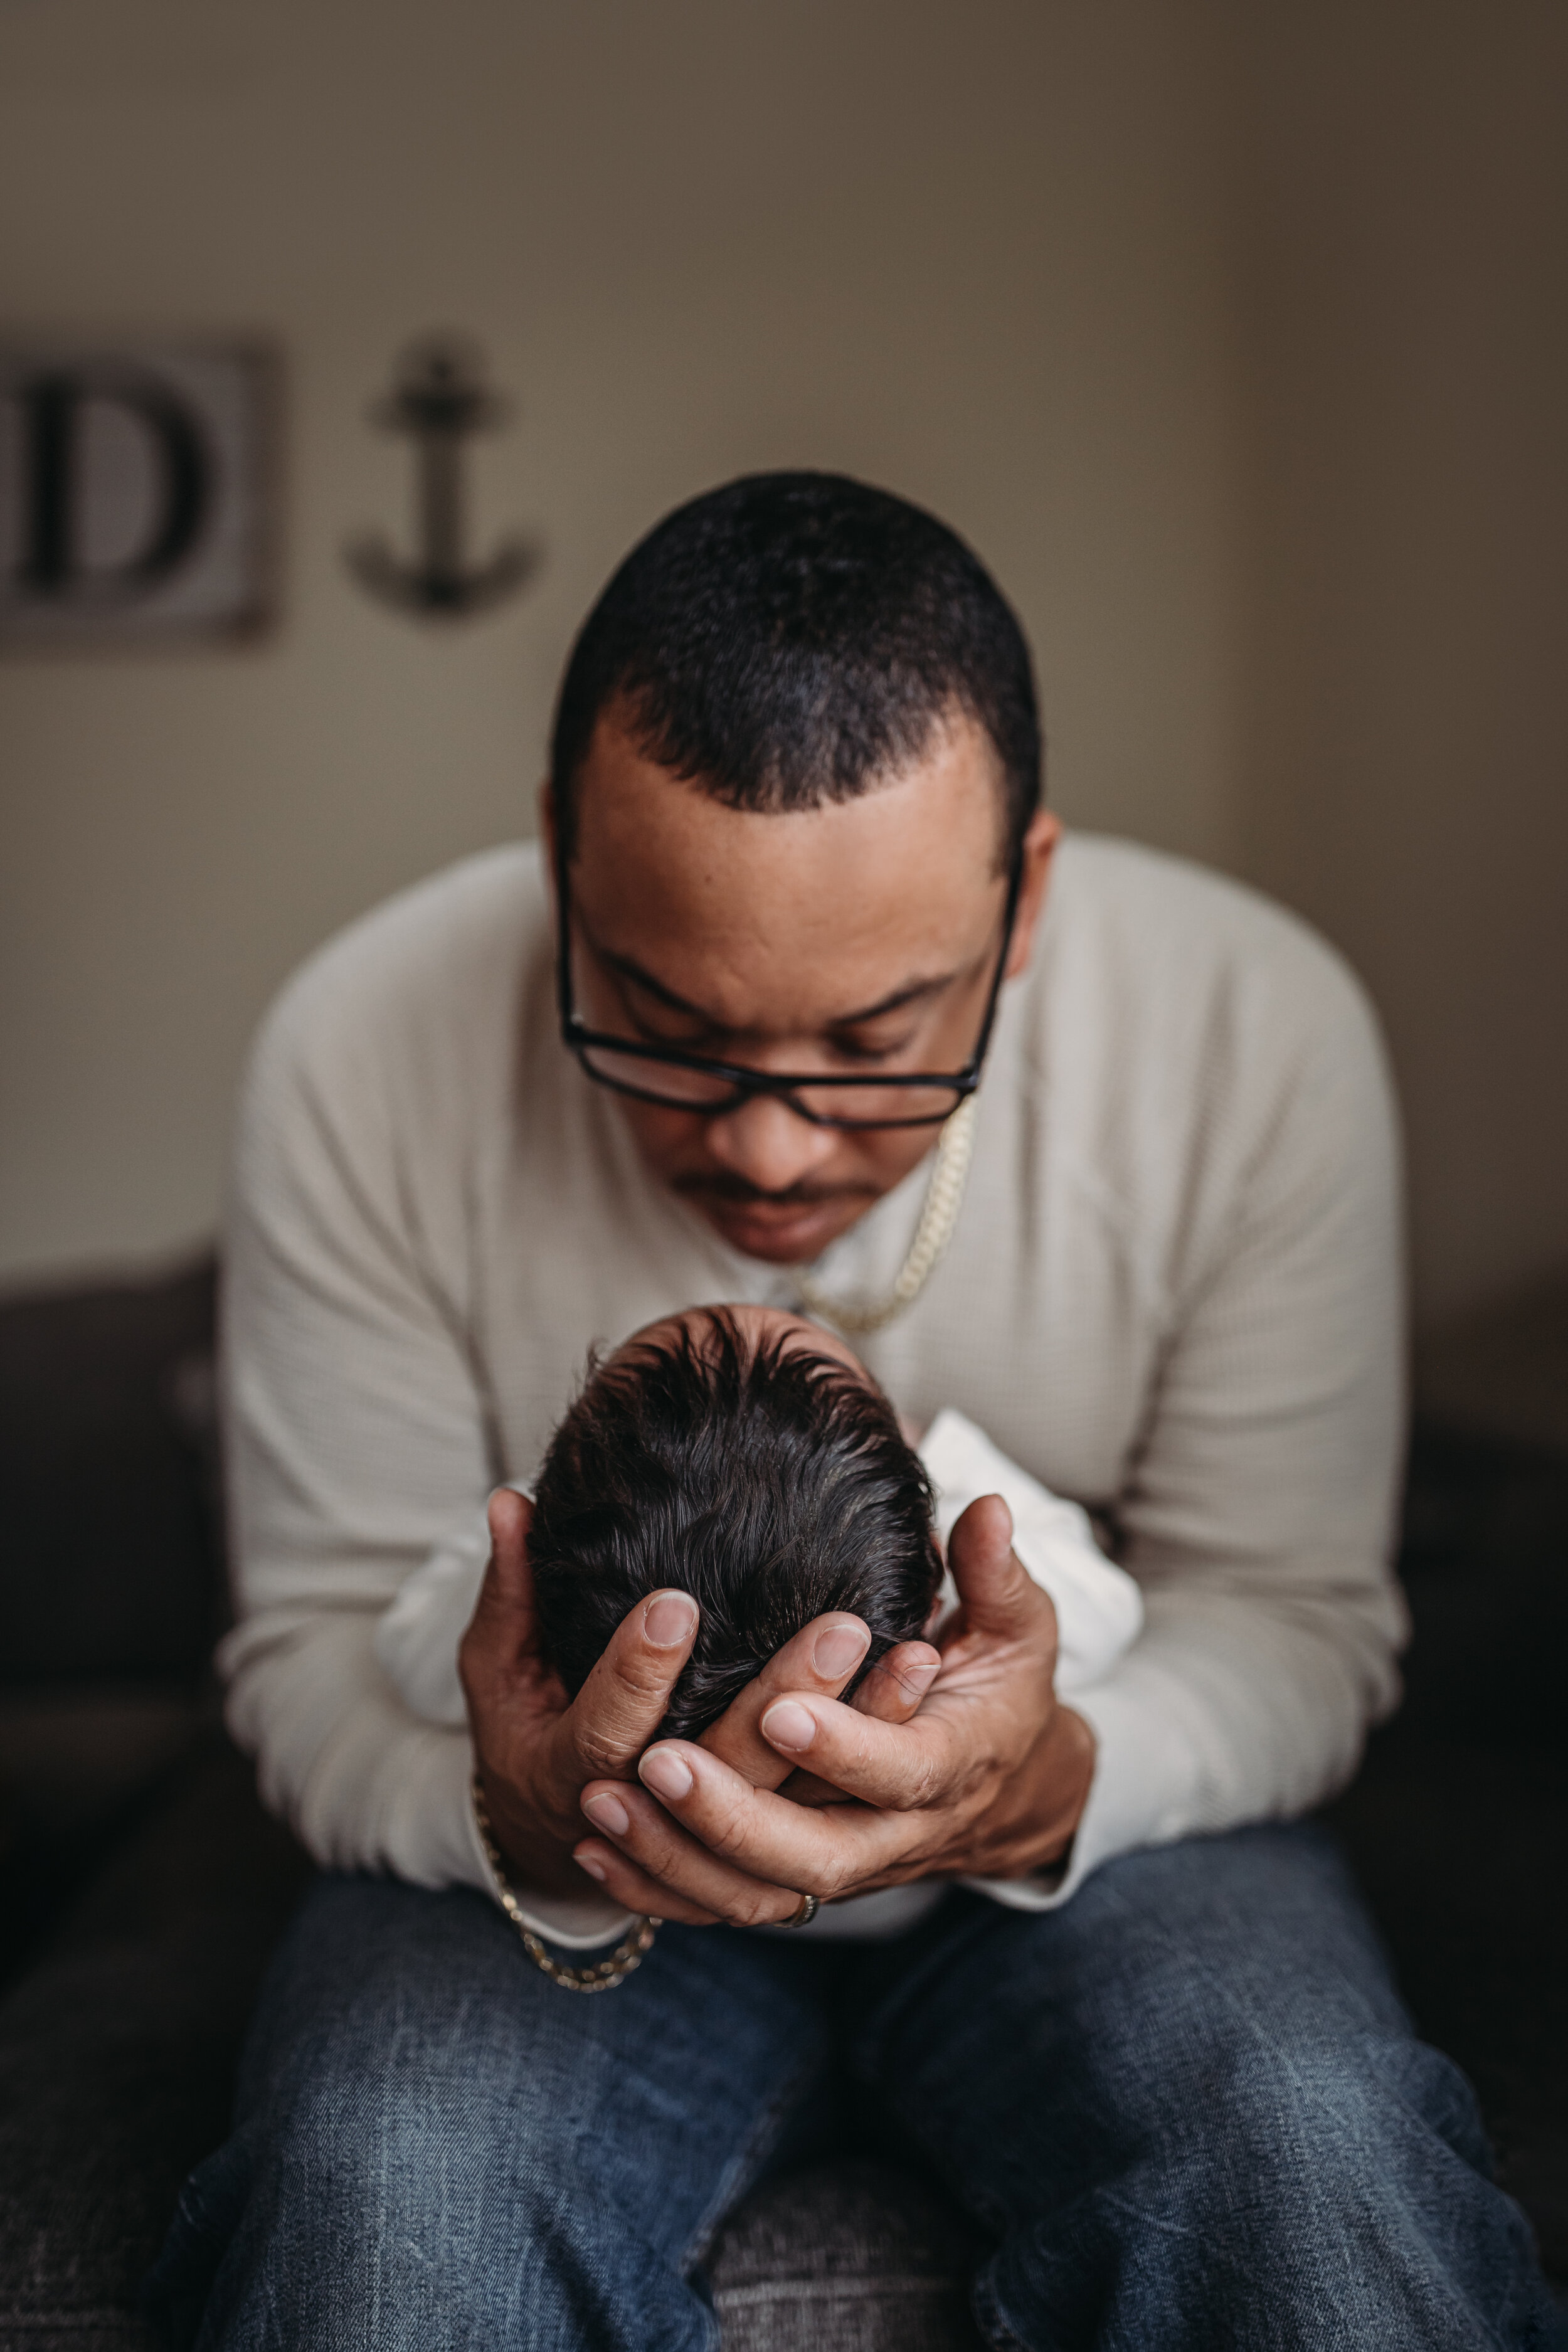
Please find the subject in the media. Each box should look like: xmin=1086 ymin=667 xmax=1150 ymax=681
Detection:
xmin=549 ymin=471 xmax=1041 ymax=872
xmin=529 ymin=1310 xmax=943 ymax=1743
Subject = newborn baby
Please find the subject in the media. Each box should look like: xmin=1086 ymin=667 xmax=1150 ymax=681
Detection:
xmin=528 ymin=1306 xmax=943 ymax=1740
xmin=375 ymin=1304 xmax=1144 ymax=1734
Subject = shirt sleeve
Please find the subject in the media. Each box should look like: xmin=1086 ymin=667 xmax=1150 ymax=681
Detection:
xmin=218 ymin=960 xmax=635 ymax=1952
xmin=968 ymin=950 xmax=1409 ymax=1914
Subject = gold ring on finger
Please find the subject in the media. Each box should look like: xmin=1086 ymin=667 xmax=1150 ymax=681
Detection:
xmin=778 ymin=1891 xmax=820 ymax=1929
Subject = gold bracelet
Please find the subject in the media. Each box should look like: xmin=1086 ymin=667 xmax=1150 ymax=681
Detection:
xmin=471 ymin=1772 xmax=658 ymax=1993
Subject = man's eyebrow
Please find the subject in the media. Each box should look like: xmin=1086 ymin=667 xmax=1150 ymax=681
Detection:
xmin=832 ymin=974 xmax=956 ymax=1025
xmin=599 ymin=948 xmax=959 ymax=1028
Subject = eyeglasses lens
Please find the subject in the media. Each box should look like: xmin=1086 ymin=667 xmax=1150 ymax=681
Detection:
xmin=577 ymin=1042 xmax=963 ymax=1127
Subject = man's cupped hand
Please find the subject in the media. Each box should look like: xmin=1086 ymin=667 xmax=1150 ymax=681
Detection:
xmin=458 ymin=1488 xmax=935 ymax=1902
xmin=461 ymin=1487 xmax=1095 ymax=1926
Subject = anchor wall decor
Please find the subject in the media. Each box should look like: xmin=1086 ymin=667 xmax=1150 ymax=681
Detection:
xmin=346 ymin=335 xmax=539 ymax=620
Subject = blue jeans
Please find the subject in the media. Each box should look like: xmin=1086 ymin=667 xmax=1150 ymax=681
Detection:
xmin=146 ymin=1824 xmax=1563 ymax=2349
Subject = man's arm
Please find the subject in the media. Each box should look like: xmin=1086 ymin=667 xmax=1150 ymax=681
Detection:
xmin=219 ymin=964 xmax=505 ymax=1895
xmin=221 ymin=946 xmax=715 ymax=1944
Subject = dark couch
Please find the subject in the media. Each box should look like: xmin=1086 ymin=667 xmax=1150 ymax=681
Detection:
xmin=2 ymin=1261 xmax=1563 ymax=2349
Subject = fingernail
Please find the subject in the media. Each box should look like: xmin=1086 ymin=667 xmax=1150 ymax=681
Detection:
xmin=575 ymin=1848 xmax=608 ymax=1882
xmin=581 ymin=1792 xmax=630 ymax=1836
xmin=812 ymin=1623 xmax=869 ymax=1681
xmin=638 ymin=1746 xmax=694 ymax=1802
xmin=644 ymin=1590 xmax=699 ymax=1648
xmin=761 ymin=1699 xmax=817 ymax=1754
xmin=901 ymin=1658 xmax=940 ymax=1697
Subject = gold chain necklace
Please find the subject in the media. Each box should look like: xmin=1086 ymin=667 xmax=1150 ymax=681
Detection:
xmin=793 ymin=1095 xmax=978 ymax=1338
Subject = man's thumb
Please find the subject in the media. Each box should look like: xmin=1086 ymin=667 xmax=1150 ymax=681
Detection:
xmin=946 ymin=1492 xmax=1037 ymax=1635
xmin=466 ymin=1486 xmax=539 ymax=1665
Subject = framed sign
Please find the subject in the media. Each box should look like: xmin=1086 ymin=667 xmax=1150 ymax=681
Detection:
xmin=0 ymin=339 xmax=277 ymax=647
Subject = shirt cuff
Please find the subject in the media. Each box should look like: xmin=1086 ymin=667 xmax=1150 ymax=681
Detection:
xmin=462 ymin=1769 xmax=638 ymax=1951
xmin=958 ymin=1672 xmax=1203 ymax=1914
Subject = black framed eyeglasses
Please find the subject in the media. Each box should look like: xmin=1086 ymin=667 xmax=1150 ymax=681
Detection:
xmin=555 ymin=845 xmax=1023 ymax=1131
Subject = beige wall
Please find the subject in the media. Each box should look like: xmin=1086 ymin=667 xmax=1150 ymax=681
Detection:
xmin=1241 ymin=0 xmax=1568 ymax=1330
xmin=3 ymin=0 xmax=1564 ymax=1330
xmin=0 ymin=0 xmax=1247 ymax=1286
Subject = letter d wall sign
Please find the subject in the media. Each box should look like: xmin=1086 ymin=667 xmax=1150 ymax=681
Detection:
xmin=0 ymin=339 xmax=276 ymax=647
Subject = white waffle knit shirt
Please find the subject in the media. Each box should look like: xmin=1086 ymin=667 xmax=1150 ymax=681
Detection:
xmin=218 ymin=832 xmax=1409 ymax=1950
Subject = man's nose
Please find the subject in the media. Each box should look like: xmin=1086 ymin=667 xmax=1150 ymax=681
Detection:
xmin=700 ymin=1092 xmax=840 ymax=1193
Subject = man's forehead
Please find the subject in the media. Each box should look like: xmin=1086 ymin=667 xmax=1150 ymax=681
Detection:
xmin=567 ymin=712 xmax=1007 ymax=941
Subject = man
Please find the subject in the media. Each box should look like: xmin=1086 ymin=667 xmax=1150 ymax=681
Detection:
xmin=149 ymin=475 xmax=1562 ymax=2348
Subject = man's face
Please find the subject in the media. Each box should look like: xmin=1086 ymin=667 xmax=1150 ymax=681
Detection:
xmin=553 ymin=711 xmax=1057 ymax=1266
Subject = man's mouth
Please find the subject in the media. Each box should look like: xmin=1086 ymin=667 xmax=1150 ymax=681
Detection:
xmin=670 ymin=1174 xmax=877 ymax=1259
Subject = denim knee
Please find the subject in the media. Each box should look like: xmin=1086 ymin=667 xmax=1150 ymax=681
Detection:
xmin=1099 ymin=2021 xmax=1545 ymax=2338
xmin=148 ymin=2059 xmax=688 ymax=2352
xmin=267 ymin=2058 xmax=506 ymax=2257
xmin=979 ymin=2020 xmax=1556 ymax=2351
xmin=145 ymin=1885 xmax=793 ymax=2351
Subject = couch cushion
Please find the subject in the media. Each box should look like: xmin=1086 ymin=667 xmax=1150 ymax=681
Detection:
xmin=709 ymin=2159 xmax=985 ymax=2351
xmin=1324 ymin=1423 xmax=1568 ymax=2286
xmin=0 ymin=1258 xmax=220 ymax=1688
xmin=0 ymin=1736 xmax=312 ymax=2351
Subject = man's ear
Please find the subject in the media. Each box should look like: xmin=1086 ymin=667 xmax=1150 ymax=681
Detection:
xmin=1004 ymin=808 xmax=1061 ymax=983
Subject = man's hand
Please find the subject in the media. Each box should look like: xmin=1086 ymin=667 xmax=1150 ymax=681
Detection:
xmin=459 ymin=1489 xmax=698 ymax=1895
xmin=458 ymin=1488 xmax=904 ymax=1900
xmin=571 ymin=1493 xmax=1097 ymax=1926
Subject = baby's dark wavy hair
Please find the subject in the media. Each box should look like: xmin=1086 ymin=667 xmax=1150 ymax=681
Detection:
xmin=529 ymin=1311 xmax=943 ymax=1744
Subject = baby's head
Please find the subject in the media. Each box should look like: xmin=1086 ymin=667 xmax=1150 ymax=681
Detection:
xmin=529 ymin=1305 xmax=941 ymax=1741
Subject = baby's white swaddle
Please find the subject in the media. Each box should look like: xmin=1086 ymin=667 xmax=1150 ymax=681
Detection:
xmin=916 ymin=1411 xmax=1142 ymax=1687
xmin=374 ymin=1409 xmax=1142 ymax=1727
